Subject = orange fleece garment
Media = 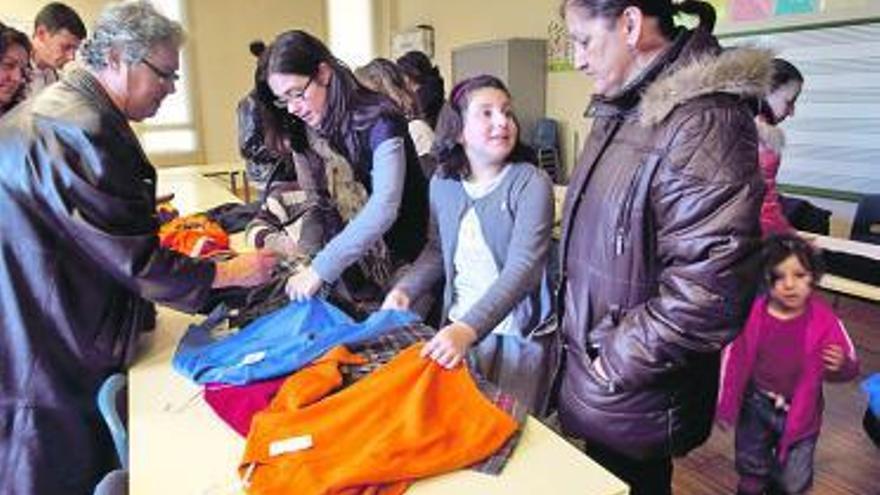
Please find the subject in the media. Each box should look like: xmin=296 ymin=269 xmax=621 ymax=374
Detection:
xmin=158 ymin=213 xmax=229 ymax=257
xmin=240 ymin=344 xmax=518 ymax=495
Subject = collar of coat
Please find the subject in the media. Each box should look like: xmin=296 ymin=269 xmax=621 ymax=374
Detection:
xmin=62 ymin=66 xmax=131 ymax=128
xmin=755 ymin=117 xmax=786 ymax=152
xmin=587 ymin=26 xmax=773 ymax=127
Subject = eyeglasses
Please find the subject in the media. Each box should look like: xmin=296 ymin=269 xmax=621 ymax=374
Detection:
xmin=141 ymin=58 xmax=180 ymax=83
xmin=273 ymin=75 xmax=313 ymax=109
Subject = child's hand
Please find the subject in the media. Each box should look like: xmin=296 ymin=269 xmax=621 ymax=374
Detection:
xmin=420 ymin=322 xmax=478 ymax=369
xmin=822 ymin=345 xmax=846 ymax=373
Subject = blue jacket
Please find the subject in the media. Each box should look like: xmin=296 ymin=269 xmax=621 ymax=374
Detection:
xmin=173 ymin=298 xmax=419 ymax=385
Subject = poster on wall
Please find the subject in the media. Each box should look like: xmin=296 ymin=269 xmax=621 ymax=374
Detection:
xmin=730 ymin=0 xmax=774 ymax=22
xmin=775 ymin=0 xmax=819 ymax=15
xmin=547 ymin=20 xmax=573 ymax=72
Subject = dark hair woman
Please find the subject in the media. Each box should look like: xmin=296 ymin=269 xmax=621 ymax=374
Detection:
xmin=756 ymin=58 xmax=804 ymax=236
xmin=556 ymin=1 xmax=770 ymax=493
xmin=355 ymin=57 xmax=435 ymax=158
xmin=0 ymin=25 xmax=31 ymax=117
xmin=236 ymin=40 xmax=298 ymax=196
xmin=266 ymin=30 xmax=428 ymax=303
xmin=396 ymin=50 xmax=445 ymax=129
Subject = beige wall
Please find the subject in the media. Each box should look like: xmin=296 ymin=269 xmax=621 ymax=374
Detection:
xmin=2 ymin=0 xmax=103 ymax=30
xmin=186 ymin=0 xmax=325 ymax=165
xmin=383 ymin=0 xmax=591 ymax=179
xmin=3 ymin=0 xmax=325 ymax=166
xmin=384 ymin=0 xmax=880 ymax=179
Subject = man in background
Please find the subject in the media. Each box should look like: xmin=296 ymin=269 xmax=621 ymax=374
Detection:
xmin=28 ymin=2 xmax=86 ymax=95
xmin=0 ymin=2 xmax=275 ymax=493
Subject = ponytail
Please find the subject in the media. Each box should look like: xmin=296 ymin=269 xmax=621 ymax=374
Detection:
xmin=561 ymin=0 xmax=717 ymax=37
xmin=673 ymin=0 xmax=716 ymax=32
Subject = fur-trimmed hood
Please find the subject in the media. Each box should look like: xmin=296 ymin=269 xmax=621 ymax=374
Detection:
xmin=755 ymin=117 xmax=786 ymax=152
xmin=641 ymin=42 xmax=773 ymax=125
xmin=588 ymin=28 xmax=773 ymax=127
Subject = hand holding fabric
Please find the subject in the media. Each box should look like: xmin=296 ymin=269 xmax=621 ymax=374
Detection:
xmin=212 ymin=250 xmax=277 ymax=288
xmin=286 ymin=266 xmax=323 ymax=302
xmin=420 ymin=322 xmax=477 ymax=369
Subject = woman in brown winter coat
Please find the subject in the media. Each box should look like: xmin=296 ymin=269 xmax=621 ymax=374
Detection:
xmin=557 ymin=1 xmax=769 ymax=493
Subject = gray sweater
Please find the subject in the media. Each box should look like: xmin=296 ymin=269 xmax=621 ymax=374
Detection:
xmin=395 ymin=162 xmax=554 ymax=338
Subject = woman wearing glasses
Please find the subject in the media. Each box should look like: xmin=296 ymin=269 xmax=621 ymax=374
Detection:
xmin=0 ymin=24 xmax=31 ymax=118
xmin=266 ymin=30 xmax=428 ymax=306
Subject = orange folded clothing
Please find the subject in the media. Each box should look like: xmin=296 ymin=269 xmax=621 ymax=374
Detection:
xmin=158 ymin=213 xmax=230 ymax=257
xmin=240 ymin=344 xmax=518 ymax=495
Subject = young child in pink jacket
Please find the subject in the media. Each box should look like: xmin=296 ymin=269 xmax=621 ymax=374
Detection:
xmin=717 ymin=234 xmax=859 ymax=494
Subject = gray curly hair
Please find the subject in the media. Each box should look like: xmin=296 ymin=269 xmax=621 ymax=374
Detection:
xmin=80 ymin=0 xmax=184 ymax=70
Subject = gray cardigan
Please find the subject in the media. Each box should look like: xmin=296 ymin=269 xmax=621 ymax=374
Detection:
xmin=395 ymin=162 xmax=554 ymax=338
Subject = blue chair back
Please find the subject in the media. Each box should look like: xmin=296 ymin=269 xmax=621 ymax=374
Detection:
xmin=97 ymin=373 xmax=128 ymax=469
xmin=533 ymin=118 xmax=559 ymax=151
xmin=852 ymin=194 xmax=880 ymax=244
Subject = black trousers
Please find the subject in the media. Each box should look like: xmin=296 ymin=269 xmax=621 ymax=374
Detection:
xmin=583 ymin=441 xmax=673 ymax=495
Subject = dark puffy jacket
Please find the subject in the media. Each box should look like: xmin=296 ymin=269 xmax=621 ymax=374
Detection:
xmin=0 ymin=68 xmax=215 ymax=494
xmin=557 ymin=27 xmax=769 ymax=460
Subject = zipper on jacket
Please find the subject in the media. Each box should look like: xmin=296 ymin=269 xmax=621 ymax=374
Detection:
xmin=614 ymin=158 xmax=647 ymax=256
xmin=614 ymin=153 xmax=661 ymax=256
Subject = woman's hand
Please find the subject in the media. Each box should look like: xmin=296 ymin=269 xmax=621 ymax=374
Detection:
xmin=285 ymin=266 xmax=323 ymax=302
xmin=420 ymin=322 xmax=478 ymax=369
xmin=212 ymin=250 xmax=277 ymax=288
xmin=381 ymin=289 xmax=411 ymax=311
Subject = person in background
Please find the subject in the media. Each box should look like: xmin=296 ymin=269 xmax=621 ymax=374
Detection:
xmin=355 ymin=57 xmax=435 ymax=160
xmin=28 ymin=2 xmax=86 ymax=95
xmin=717 ymin=234 xmax=859 ymax=494
xmin=0 ymin=2 xmax=275 ymax=493
xmin=0 ymin=24 xmax=31 ymax=118
xmin=383 ymin=75 xmax=554 ymax=411
xmin=396 ymin=50 xmax=445 ymax=129
xmin=756 ymin=58 xmax=804 ymax=237
xmin=266 ymin=30 xmax=428 ymax=304
xmin=237 ymin=39 xmax=297 ymax=196
xmin=557 ymin=0 xmax=767 ymax=493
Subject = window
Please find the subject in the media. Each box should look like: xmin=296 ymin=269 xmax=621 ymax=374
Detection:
xmin=327 ymin=0 xmax=376 ymax=68
xmin=136 ymin=0 xmax=199 ymax=158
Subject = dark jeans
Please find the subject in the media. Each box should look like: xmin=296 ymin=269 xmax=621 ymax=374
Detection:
xmin=583 ymin=441 xmax=673 ymax=495
xmin=735 ymin=387 xmax=817 ymax=494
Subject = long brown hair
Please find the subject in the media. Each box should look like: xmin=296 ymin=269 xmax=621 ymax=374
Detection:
xmin=355 ymin=58 xmax=420 ymax=119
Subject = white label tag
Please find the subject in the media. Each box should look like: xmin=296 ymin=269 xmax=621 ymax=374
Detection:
xmin=269 ymin=435 xmax=313 ymax=457
xmin=237 ymin=350 xmax=266 ymax=367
